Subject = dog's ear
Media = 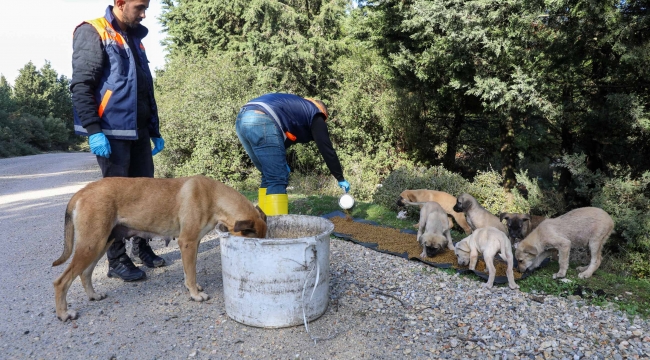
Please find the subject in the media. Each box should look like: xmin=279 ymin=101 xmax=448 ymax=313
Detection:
xmin=499 ymin=213 xmax=510 ymax=222
xmin=234 ymin=219 xmax=255 ymax=233
xmin=256 ymin=205 xmax=267 ymax=223
xmin=521 ymin=243 xmax=537 ymax=255
xmin=456 ymin=239 xmax=471 ymax=253
xmin=406 ymin=192 xmax=416 ymax=202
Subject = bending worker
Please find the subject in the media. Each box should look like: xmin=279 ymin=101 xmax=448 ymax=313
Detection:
xmin=236 ymin=93 xmax=350 ymax=215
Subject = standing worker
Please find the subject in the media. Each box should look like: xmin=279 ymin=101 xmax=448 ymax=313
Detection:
xmin=236 ymin=93 xmax=351 ymax=215
xmin=70 ymin=0 xmax=167 ymax=282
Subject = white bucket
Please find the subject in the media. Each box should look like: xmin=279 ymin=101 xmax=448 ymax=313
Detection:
xmin=219 ymin=215 xmax=334 ymax=328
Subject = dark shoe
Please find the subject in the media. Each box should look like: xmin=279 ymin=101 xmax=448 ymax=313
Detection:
xmin=107 ymin=254 xmax=146 ymax=282
xmin=132 ymin=238 xmax=166 ymax=268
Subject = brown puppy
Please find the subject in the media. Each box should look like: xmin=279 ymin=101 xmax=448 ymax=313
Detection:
xmin=397 ymin=189 xmax=471 ymax=234
xmin=453 ymin=193 xmax=508 ymax=234
xmin=416 ymin=202 xmax=454 ymax=257
xmin=52 ymin=175 xmax=267 ymax=322
xmin=499 ymin=213 xmax=548 ymax=244
xmin=515 ymin=207 xmax=613 ymax=279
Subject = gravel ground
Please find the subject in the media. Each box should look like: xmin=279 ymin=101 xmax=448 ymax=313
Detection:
xmin=1 ymin=153 xmax=649 ymax=359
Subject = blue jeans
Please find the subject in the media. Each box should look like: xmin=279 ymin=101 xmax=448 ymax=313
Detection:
xmin=235 ymin=108 xmax=288 ymax=194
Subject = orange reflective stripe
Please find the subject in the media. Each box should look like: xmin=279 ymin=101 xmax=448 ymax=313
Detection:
xmin=85 ymin=18 xmax=125 ymax=47
xmin=98 ymin=90 xmax=113 ymax=118
xmin=285 ymin=132 xmax=297 ymax=141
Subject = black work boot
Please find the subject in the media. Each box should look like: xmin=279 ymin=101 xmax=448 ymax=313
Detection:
xmin=107 ymin=254 xmax=146 ymax=282
xmin=131 ymin=238 xmax=166 ymax=268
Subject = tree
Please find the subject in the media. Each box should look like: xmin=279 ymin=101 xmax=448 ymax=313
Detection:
xmin=0 ymin=75 xmax=15 ymax=113
xmin=13 ymin=61 xmax=49 ymax=118
xmin=160 ymin=0 xmax=348 ymax=96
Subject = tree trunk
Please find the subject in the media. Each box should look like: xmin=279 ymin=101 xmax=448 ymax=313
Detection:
xmin=442 ymin=111 xmax=464 ymax=171
xmin=500 ymin=113 xmax=516 ymax=191
xmin=558 ymin=120 xmax=573 ymax=192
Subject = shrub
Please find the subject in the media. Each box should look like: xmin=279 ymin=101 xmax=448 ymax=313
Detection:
xmin=514 ymin=170 xmax=566 ymax=217
xmin=154 ymin=53 xmax=266 ymax=184
xmin=558 ymin=153 xmax=650 ymax=252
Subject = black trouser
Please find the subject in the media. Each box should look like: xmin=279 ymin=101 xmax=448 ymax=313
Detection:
xmin=96 ymin=128 xmax=154 ymax=261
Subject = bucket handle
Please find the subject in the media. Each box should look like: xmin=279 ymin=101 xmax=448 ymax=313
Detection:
xmin=301 ymin=246 xmax=320 ymax=336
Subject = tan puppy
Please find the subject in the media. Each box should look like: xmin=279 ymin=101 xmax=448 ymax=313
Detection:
xmin=454 ymin=227 xmax=519 ymax=290
xmin=397 ymin=189 xmax=471 ymax=234
xmin=52 ymin=175 xmax=267 ymax=322
xmin=416 ymin=202 xmax=454 ymax=258
xmin=453 ymin=193 xmax=508 ymax=234
xmin=499 ymin=213 xmax=548 ymax=244
xmin=515 ymin=207 xmax=613 ymax=279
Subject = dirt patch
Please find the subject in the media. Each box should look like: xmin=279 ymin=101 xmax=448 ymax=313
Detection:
xmin=330 ymin=216 xmax=522 ymax=279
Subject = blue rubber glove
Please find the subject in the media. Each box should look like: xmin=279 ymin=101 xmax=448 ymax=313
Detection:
xmin=338 ymin=180 xmax=350 ymax=193
xmin=286 ymin=164 xmax=291 ymax=174
xmin=151 ymin=137 xmax=165 ymax=156
xmin=88 ymin=133 xmax=111 ymax=158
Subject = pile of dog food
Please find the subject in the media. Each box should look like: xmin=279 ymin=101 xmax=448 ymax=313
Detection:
xmin=329 ymin=216 xmax=523 ymax=280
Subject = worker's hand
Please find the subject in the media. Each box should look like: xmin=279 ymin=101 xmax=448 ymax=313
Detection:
xmin=88 ymin=133 xmax=111 ymax=158
xmin=151 ymin=137 xmax=165 ymax=156
xmin=338 ymin=180 xmax=350 ymax=193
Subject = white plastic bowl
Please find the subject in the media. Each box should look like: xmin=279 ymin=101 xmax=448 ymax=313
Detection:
xmin=338 ymin=193 xmax=355 ymax=210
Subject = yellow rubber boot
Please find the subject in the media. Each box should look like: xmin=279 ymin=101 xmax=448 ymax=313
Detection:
xmin=257 ymin=188 xmax=267 ymax=214
xmin=265 ymin=194 xmax=288 ymax=216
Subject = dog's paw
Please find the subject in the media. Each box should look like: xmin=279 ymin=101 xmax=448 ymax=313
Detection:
xmin=577 ymin=271 xmax=592 ymax=279
xmin=190 ymin=292 xmax=210 ymax=302
xmin=196 ymin=284 xmax=203 ymax=291
xmin=509 ymin=283 xmax=520 ymax=290
xmin=483 ymin=283 xmax=493 ymax=289
xmin=57 ymin=310 xmax=78 ymax=322
xmin=552 ymin=272 xmax=566 ymax=279
xmin=88 ymin=292 xmax=107 ymax=301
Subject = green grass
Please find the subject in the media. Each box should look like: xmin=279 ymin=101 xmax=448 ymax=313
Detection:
xmin=244 ymin=189 xmax=650 ymax=319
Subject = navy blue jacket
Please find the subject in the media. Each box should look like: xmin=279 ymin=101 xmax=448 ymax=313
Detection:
xmin=70 ymin=6 xmax=160 ymax=140
xmin=245 ymin=93 xmax=344 ymax=181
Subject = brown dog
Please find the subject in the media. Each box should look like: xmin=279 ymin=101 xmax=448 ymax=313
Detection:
xmin=515 ymin=207 xmax=613 ymax=279
xmin=453 ymin=193 xmax=507 ymax=234
xmin=499 ymin=213 xmax=548 ymax=244
xmin=397 ymin=189 xmax=471 ymax=234
xmin=52 ymin=175 xmax=267 ymax=322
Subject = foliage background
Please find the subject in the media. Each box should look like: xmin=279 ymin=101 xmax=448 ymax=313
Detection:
xmin=2 ymin=0 xmax=648 ymax=275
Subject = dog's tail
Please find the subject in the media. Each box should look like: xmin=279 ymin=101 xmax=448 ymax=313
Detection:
xmin=52 ymin=202 xmax=75 ymax=266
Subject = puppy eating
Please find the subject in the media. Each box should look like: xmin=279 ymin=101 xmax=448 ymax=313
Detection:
xmin=52 ymin=175 xmax=267 ymax=322
xmin=416 ymin=201 xmax=454 ymax=258
xmin=453 ymin=193 xmax=507 ymax=234
xmin=499 ymin=213 xmax=548 ymax=244
xmin=515 ymin=207 xmax=613 ymax=279
xmin=455 ymin=227 xmax=519 ymax=290
xmin=397 ymin=189 xmax=471 ymax=234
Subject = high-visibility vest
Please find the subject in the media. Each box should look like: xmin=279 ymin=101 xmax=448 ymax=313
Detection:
xmin=73 ymin=6 xmax=160 ymax=140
